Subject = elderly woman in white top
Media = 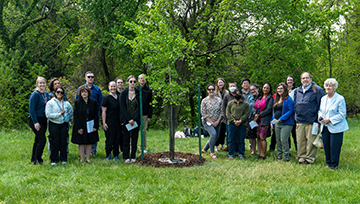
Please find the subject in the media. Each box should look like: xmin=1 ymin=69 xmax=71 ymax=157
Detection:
xmin=45 ymin=87 xmax=73 ymax=165
xmin=318 ymin=78 xmax=349 ymax=170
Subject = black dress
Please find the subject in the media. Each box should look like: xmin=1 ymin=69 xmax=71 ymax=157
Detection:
xmin=71 ymin=98 xmax=99 ymax=145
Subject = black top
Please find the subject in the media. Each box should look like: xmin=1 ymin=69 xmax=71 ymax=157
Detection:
xmin=136 ymin=84 xmax=153 ymax=118
xmin=71 ymin=98 xmax=99 ymax=145
xmin=102 ymin=94 xmax=120 ymax=125
xmin=274 ymin=103 xmax=283 ymax=120
xmin=119 ymin=86 xmax=140 ymax=124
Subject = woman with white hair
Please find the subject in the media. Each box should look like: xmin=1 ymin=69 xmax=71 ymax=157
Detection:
xmin=318 ymin=78 xmax=349 ymax=170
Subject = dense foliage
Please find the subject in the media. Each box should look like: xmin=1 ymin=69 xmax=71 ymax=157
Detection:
xmin=0 ymin=0 xmax=359 ymax=128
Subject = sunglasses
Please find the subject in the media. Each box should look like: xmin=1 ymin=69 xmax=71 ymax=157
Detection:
xmin=129 ymin=80 xmax=136 ymax=84
xmin=87 ymin=76 xmax=95 ymax=78
xmin=56 ymin=91 xmax=64 ymax=94
xmin=208 ymin=88 xmax=215 ymax=91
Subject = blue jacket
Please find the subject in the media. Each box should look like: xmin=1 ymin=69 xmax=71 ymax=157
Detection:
xmin=318 ymin=92 xmax=349 ymax=133
xmin=294 ymin=82 xmax=325 ymax=124
xmin=29 ymin=90 xmax=49 ymax=124
xmin=271 ymin=96 xmax=294 ymax=125
xmin=76 ymin=84 xmax=103 ymax=115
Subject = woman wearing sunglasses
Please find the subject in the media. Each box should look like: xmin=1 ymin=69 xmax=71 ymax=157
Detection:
xmin=201 ymin=84 xmax=223 ymax=159
xmin=119 ymin=75 xmax=140 ymax=163
xmin=45 ymin=87 xmax=73 ymax=165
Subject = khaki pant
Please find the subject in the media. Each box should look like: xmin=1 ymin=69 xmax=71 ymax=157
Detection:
xmin=296 ymin=123 xmax=318 ymax=163
xmin=141 ymin=115 xmax=149 ymax=149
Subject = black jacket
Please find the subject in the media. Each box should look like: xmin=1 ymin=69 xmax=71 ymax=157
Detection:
xmin=71 ymin=98 xmax=99 ymax=144
xmin=119 ymin=86 xmax=140 ymax=124
xmin=136 ymin=84 xmax=153 ymax=118
xmin=258 ymin=95 xmax=274 ymax=127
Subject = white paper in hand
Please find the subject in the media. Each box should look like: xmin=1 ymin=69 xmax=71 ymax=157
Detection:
xmin=126 ymin=121 xmax=138 ymax=131
xmin=312 ymin=122 xmax=319 ymax=135
xmin=271 ymin=119 xmax=279 ymax=125
xmin=87 ymin=120 xmax=94 ymax=133
xmin=249 ymin=121 xmax=258 ymax=129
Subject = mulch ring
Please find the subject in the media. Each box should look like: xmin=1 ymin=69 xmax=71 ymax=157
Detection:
xmin=135 ymin=151 xmax=206 ymax=168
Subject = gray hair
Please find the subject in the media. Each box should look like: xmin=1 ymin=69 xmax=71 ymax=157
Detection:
xmin=85 ymin=71 xmax=94 ymax=78
xmin=301 ymin=72 xmax=313 ymax=79
xmin=138 ymin=74 xmax=146 ymax=79
xmin=324 ymin=78 xmax=338 ymax=89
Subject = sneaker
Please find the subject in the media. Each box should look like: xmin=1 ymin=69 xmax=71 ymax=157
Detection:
xmin=144 ymin=149 xmax=147 ymax=153
xmin=51 ymin=162 xmax=56 ymax=166
xmin=125 ymin=159 xmax=131 ymax=163
xmin=62 ymin=161 xmax=67 ymax=164
xmin=106 ymin=155 xmax=112 ymax=160
xmin=228 ymin=157 xmax=233 ymax=160
xmin=113 ymin=156 xmax=119 ymax=161
xmin=131 ymin=159 xmax=136 ymax=163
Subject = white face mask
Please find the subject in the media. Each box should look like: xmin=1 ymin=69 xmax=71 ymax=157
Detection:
xmin=229 ymin=87 xmax=236 ymax=93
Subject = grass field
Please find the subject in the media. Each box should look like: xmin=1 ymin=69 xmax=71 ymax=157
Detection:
xmin=1 ymin=119 xmax=359 ymax=203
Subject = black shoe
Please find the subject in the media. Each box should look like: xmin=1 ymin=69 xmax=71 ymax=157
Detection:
xmin=298 ymin=161 xmax=304 ymax=164
xmin=304 ymin=160 xmax=311 ymax=165
xmin=258 ymin=156 xmax=265 ymax=160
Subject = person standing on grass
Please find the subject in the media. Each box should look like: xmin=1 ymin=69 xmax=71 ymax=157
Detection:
xmin=137 ymin=74 xmax=153 ymax=153
xmin=318 ymin=78 xmax=348 ymax=170
xmin=72 ymin=86 xmax=99 ymax=163
xmin=120 ymin=75 xmax=140 ymax=163
xmin=222 ymin=81 xmax=237 ymax=152
xmin=102 ymin=81 xmax=121 ymax=161
xmin=45 ymin=87 xmax=73 ymax=165
xmin=201 ymin=84 xmax=223 ymax=159
xmin=214 ymin=78 xmax=228 ymax=152
xmin=48 ymin=77 xmax=69 ymax=156
xmin=76 ymin=71 xmax=103 ymax=156
xmin=271 ymin=83 xmax=294 ymax=161
xmin=245 ymin=83 xmax=260 ymax=155
xmin=114 ymin=77 xmax=125 ymax=154
xmin=29 ymin=76 xmax=49 ymax=165
xmin=285 ymin=75 xmax=298 ymax=158
xmin=254 ymin=83 xmax=274 ymax=160
xmin=294 ymin=72 xmax=325 ymax=165
xmin=226 ymin=89 xmax=249 ymax=160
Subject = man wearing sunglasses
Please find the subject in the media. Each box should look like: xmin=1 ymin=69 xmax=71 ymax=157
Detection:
xmin=76 ymin=71 xmax=103 ymax=155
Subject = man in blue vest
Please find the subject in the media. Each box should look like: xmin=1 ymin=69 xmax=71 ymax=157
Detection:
xmin=294 ymin=72 xmax=325 ymax=164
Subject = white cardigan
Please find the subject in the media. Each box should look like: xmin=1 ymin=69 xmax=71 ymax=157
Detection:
xmin=45 ymin=98 xmax=73 ymax=124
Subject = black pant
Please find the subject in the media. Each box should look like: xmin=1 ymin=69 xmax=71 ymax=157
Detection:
xmin=289 ymin=122 xmax=297 ymax=151
xmin=29 ymin=117 xmax=47 ymax=163
xmin=122 ymin=125 xmax=139 ymax=160
xmin=105 ymin=124 xmax=120 ymax=157
xmin=118 ymin=128 xmax=123 ymax=153
xmin=49 ymin=121 xmax=68 ymax=162
xmin=269 ymin=128 xmax=276 ymax=151
xmin=215 ymin=122 xmax=226 ymax=146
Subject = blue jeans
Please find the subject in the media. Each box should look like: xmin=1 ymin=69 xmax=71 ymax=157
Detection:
xmin=202 ymin=120 xmax=221 ymax=153
xmin=228 ymin=124 xmax=246 ymax=158
xmin=322 ymin=127 xmax=343 ymax=168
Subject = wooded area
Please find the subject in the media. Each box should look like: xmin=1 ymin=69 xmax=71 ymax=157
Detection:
xmin=0 ymin=0 xmax=359 ymax=129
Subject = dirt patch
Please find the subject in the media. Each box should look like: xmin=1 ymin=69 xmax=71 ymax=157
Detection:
xmin=135 ymin=151 xmax=206 ymax=168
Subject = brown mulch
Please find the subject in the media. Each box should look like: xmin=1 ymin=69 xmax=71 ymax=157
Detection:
xmin=135 ymin=151 xmax=207 ymax=168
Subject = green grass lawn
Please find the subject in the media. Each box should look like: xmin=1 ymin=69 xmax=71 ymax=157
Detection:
xmin=1 ymin=119 xmax=359 ymax=203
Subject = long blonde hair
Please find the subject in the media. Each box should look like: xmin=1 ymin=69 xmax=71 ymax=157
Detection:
xmin=215 ymin=78 xmax=226 ymax=98
xmin=35 ymin=76 xmax=47 ymax=90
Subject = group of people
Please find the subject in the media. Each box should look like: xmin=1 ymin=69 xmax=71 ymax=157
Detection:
xmin=200 ymin=72 xmax=348 ymax=170
xmin=28 ymin=72 xmax=153 ymax=165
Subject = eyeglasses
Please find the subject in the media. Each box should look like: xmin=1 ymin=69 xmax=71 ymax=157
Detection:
xmin=301 ymin=77 xmax=310 ymax=80
xmin=56 ymin=91 xmax=64 ymax=94
xmin=129 ymin=80 xmax=136 ymax=84
xmin=87 ymin=76 xmax=95 ymax=78
xmin=208 ymin=88 xmax=215 ymax=91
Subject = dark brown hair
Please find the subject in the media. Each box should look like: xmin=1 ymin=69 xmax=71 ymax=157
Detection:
xmin=273 ymin=83 xmax=289 ymax=108
xmin=78 ymin=85 xmax=92 ymax=98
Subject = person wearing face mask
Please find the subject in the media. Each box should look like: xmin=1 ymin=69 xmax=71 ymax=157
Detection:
xmin=294 ymin=72 xmax=325 ymax=165
xmin=222 ymin=81 xmax=237 ymax=152
xmin=226 ymin=89 xmax=249 ymax=160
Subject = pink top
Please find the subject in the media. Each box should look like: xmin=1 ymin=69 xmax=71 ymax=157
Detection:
xmin=254 ymin=97 xmax=267 ymax=114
